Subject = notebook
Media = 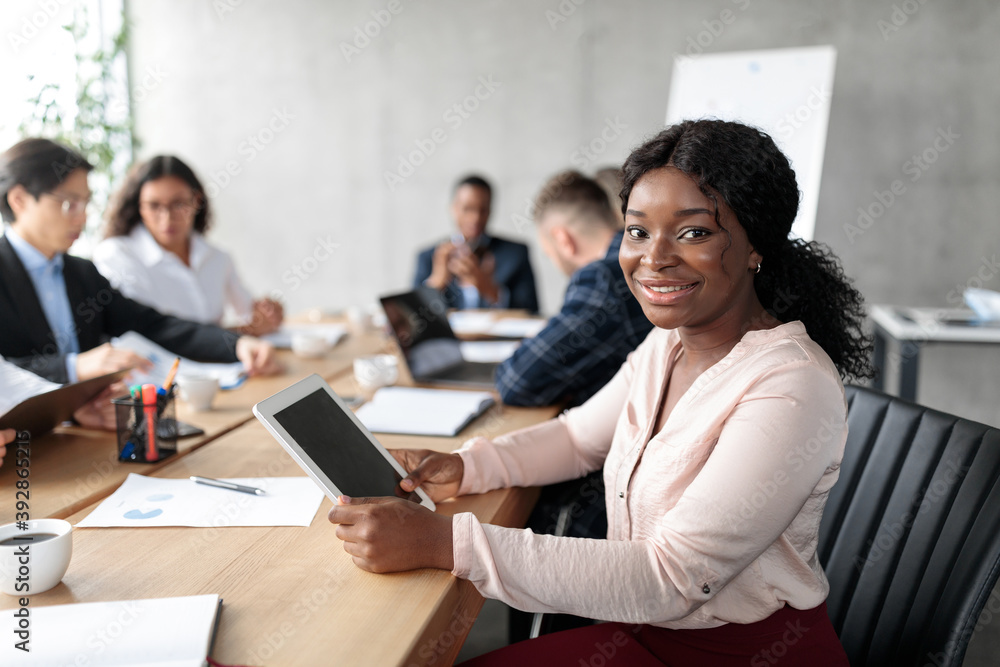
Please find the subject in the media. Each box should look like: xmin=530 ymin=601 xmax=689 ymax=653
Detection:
xmin=355 ymin=386 xmax=495 ymax=436
xmin=1 ymin=594 xmax=222 ymax=666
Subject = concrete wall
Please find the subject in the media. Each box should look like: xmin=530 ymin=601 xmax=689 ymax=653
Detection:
xmin=124 ymin=0 xmax=999 ymax=426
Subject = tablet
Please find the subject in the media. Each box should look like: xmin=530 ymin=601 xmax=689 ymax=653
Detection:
xmin=0 ymin=369 xmax=129 ymax=437
xmin=252 ymin=374 xmax=435 ymax=511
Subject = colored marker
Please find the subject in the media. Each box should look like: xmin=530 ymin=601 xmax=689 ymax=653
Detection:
xmin=163 ymin=357 xmax=181 ymax=392
xmin=141 ymin=383 xmax=159 ymax=462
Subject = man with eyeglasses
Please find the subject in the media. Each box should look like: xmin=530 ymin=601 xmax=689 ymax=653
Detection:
xmin=0 ymin=138 xmax=281 ymax=384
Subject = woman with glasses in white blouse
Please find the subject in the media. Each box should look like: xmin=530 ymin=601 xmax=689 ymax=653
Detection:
xmin=94 ymin=155 xmax=283 ymax=337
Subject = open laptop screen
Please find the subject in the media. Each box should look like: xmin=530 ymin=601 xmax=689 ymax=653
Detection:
xmin=379 ymin=288 xmax=464 ymax=378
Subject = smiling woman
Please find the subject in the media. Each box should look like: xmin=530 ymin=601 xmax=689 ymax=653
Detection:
xmin=328 ymin=120 xmax=871 ymax=666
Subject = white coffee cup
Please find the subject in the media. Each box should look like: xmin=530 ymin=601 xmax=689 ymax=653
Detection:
xmin=176 ymin=375 xmax=220 ymax=412
xmin=0 ymin=519 xmax=73 ymax=596
xmin=346 ymin=305 xmax=374 ymax=335
xmin=353 ymin=354 xmax=399 ymax=390
xmin=291 ymin=332 xmax=331 ymax=358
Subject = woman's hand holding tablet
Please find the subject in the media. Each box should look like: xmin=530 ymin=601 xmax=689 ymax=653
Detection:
xmin=327 ymin=495 xmax=455 ymax=573
xmin=391 ymin=449 xmax=465 ymax=503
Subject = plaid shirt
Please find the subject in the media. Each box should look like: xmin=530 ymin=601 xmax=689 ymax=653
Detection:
xmin=495 ymin=231 xmax=653 ymax=407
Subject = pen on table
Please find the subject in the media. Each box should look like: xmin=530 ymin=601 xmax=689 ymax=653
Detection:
xmin=190 ymin=476 xmax=266 ymax=496
xmin=163 ymin=357 xmax=181 ymax=392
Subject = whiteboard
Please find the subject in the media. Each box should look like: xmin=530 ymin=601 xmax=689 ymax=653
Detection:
xmin=665 ymin=45 xmax=837 ymax=241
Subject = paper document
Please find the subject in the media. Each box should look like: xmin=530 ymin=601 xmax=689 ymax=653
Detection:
xmin=112 ymin=331 xmax=246 ymax=390
xmin=447 ymin=312 xmax=546 ymax=339
xmin=448 ymin=311 xmax=496 ymax=334
xmin=356 ymin=386 xmax=495 ymax=436
xmin=75 ymin=473 xmax=324 ymax=528
xmin=459 ymin=340 xmax=520 ymax=363
xmin=488 ymin=318 xmax=546 ymax=339
xmin=262 ymin=323 xmax=348 ymax=348
xmin=0 ymin=594 xmax=221 ymax=666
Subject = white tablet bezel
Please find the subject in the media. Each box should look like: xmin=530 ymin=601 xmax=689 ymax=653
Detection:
xmin=252 ymin=374 xmax=435 ymax=511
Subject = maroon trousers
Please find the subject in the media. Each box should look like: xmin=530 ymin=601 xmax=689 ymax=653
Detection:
xmin=459 ymin=602 xmax=849 ymax=666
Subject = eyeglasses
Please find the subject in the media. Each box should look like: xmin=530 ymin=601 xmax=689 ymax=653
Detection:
xmin=139 ymin=201 xmax=197 ymax=218
xmin=42 ymin=193 xmax=92 ymax=217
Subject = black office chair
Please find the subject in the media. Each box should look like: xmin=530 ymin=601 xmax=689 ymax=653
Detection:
xmin=819 ymin=385 xmax=1000 ymax=667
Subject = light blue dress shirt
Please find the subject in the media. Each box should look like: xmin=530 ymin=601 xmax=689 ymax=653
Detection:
xmin=4 ymin=229 xmax=81 ymax=381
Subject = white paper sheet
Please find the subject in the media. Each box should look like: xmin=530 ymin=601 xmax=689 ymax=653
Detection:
xmin=447 ymin=311 xmax=496 ymax=335
xmin=0 ymin=594 xmax=220 ymax=666
xmin=75 ymin=474 xmax=324 ymax=528
xmin=355 ymin=386 xmax=494 ymax=436
xmin=261 ymin=323 xmax=348 ymax=348
xmin=459 ymin=340 xmax=520 ymax=363
xmin=488 ymin=318 xmax=546 ymax=339
xmin=112 ymin=331 xmax=247 ymax=390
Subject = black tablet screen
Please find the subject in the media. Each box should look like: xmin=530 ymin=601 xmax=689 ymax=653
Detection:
xmin=272 ymin=389 xmax=417 ymax=501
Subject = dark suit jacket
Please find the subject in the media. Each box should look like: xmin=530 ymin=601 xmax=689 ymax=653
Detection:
xmin=0 ymin=235 xmax=240 ymax=383
xmin=413 ymin=235 xmax=539 ymax=313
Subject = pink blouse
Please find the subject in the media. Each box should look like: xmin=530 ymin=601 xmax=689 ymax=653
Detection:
xmin=450 ymin=322 xmax=847 ymax=629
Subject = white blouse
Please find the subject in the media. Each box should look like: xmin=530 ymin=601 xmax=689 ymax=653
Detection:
xmin=93 ymin=226 xmax=254 ymax=327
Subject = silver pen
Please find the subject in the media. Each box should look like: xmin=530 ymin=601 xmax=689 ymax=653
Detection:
xmin=190 ymin=475 xmax=266 ymax=496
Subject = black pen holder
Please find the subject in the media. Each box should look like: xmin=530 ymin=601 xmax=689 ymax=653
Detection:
xmin=112 ymin=386 xmax=179 ymax=463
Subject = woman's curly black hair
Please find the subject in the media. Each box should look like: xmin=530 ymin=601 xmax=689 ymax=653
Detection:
xmin=620 ymin=119 xmax=874 ymax=381
xmin=105 ymin=155 xmax=211 ymax=239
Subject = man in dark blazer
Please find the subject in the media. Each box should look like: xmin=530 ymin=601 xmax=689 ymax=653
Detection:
xmin=0 ymin=138 xmax=279 ymax=384
xmin=413 ymin=174 xmax=538 ymax=313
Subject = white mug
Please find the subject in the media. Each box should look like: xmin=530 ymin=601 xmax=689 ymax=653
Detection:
xmin=176 ymin=375 xmax=220 ymax=411
xmin=0 ymin=519 xmax=73 ymax=596
xmin=291 ymin=332 xmax=331 ymax=358
xmin=353 ymin=354 xmax=399 ymax=390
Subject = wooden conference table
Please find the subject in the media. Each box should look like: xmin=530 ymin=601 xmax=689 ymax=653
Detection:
xmin=0 ymin=317 xmax=558 ymax=666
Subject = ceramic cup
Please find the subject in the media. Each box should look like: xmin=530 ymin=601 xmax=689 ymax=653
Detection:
xmin=291 ymin=332 xmax=331 ymax=358
xmin=353 ymin=354 xmax=399 ymax=390
xmin=0 ymin=519 xmax=73 ymax=596
xmin=176 ymin=374 xmax=220 ymax=412
xmin=346 ymin=305 xmax=374 ymax=335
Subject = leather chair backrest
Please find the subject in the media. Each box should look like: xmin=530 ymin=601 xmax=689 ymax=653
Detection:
xmin=818 ymin=385 xmax=1000 ymax=666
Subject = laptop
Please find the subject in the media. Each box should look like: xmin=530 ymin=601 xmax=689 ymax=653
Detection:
xmin=379 ymin=288 xmax=499 ymax=389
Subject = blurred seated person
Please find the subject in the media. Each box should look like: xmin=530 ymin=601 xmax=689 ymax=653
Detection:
xmin=0 ymin=355 xmax=117 ymax=434
xmin=94 ymin=155 xmax=282 ymax=336
xmin=414 ymin=174 xmax=538 ymax=313
xmin=496 ymin=171 xmax=652 ymax=408
xmin=593 ymin=165 xmax=626 ymax=228
xmin=0 ymin=138 xmax=280 ymax=384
